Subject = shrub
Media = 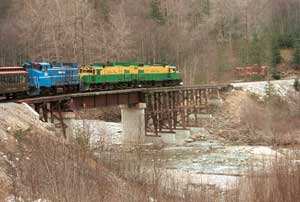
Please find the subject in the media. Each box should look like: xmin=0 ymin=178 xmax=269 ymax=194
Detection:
xmin=293 ymin=78 xmax=299 ymax=91
xmin=240 ymin=159 xmax=300 ymax=202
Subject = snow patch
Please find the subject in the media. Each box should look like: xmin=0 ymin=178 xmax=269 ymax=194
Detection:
xmin=249 ymin=146 xmax=281 ymax=156
xmin=68 ymin=120 xmax=122 ymax=146
xmin=232 ymin=79 xmax=295 ymax=97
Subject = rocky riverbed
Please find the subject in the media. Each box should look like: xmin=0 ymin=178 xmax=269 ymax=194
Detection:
xmin=67 ymin=118 xmax=290 ymax=191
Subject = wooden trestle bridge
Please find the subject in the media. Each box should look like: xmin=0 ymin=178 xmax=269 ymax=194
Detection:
xmin=17 ymin=84 xmax=231 ymax=137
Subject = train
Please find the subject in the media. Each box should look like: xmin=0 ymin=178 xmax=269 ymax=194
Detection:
xmin=80 ymin=62 xmax=182 ymax=91
xmin=0 ymin=67 xmax=29 ymax=98
xmin=0 ymin=61 xmax=182 ymax=99
xmin=235 ymin=65 xmax=269 ymax=79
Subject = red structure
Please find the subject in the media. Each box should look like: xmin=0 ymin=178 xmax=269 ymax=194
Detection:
xmin=236 ymin=65 xmax=269 ymax=78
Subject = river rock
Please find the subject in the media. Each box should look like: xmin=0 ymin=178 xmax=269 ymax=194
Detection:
xmin=184 ymin=138 xmax=195 ymax=143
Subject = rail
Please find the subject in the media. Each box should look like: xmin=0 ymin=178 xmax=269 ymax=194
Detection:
xmin=16 ymin=84 xmax=232 ymax=104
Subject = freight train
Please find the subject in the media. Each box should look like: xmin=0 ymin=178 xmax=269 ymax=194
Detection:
xmin=0 ymin=61 xmax=182 ymax=99
xmin=235 ymin=65 xmax=269 ymax=79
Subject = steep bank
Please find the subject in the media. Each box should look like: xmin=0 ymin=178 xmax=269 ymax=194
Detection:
xmin=0 ymin=103 xmax=142 ymax=201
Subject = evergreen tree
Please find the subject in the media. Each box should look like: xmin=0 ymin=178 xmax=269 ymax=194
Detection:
xmin=149 ymin=0 xmax=164 ymax=24
xmin=202 ymin=0 xmax=210 ymax=16
xmin=293 ymin=41 xmax=300 ymax=68
xmin=271 ymin=41 xmax=281 ymax=67
xmin=99 ymin=0 xmax=110 ymax=19
xmin=249 ymin=34 xmax=261 ymax=65
xmin=294 ymin=78 xmax=300 ymax=92
xmin=238 ymin=41 xmax=249 ymax=66
xmin=264 ymin=80 xmax=276 ymax=100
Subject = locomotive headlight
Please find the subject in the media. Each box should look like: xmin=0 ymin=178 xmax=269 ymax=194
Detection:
xmin=180 ymin=81 xmax=184 ymax=86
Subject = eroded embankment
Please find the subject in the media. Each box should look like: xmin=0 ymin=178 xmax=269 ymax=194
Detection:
xmin=0 ymin=103 xmax=148 ymax=202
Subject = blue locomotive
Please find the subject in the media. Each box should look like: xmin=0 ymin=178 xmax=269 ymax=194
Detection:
xmin=22 ymin=62 xmax=80 ymax=95
xmin=0 ymin=61 xmax=182 ymax=99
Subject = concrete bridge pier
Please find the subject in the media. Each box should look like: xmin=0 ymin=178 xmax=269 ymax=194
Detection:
xmin=120 ymin=103 xmax=147 ymax=145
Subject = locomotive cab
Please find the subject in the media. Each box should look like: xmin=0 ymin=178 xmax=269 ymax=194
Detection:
xmin=23 ymin=62 xmax=79 ymax=95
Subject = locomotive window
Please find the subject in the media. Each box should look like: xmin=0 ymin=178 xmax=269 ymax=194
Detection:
xmin=33 ymin=64 xmax=42 ymax=70
xmin=81 ymin=69 xmax=93 ymax=73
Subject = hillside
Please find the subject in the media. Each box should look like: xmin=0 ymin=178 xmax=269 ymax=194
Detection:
xmin=0 ymin=104 xmax=145 ymax=201
xmin=0 ymin=0 xmax=11 ymax=21
xmin=1 ymin=0 xmax=300 ymax=83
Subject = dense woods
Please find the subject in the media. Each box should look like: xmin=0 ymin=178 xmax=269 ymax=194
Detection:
xmin=1 ymin=0 xmax=300 ymax=83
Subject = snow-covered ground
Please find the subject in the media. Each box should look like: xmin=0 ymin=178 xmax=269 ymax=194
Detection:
xmin=231 ymin=79 xmax=296 ymax=97
xmin=66 ymin=119 xmax=122 ymax=146
xmin=0 ymin=103 xmax=55 ymax=142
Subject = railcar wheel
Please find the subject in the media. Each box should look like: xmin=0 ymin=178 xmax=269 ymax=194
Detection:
xmin=154 ymin=81 xmax=163 ymax=87
xmin=5 ymin=93 xmax=11 ymax=100
xmin=103 ymin=84 xmax=114 ymax=91
xmin=162 ymin=81 xmax=170 ymax=87
xmin=94 ymin=84 xmax=103 ymax=91
xmin=121 ymin=83 xmax=129 ymax=89
xmin=41 ymin=87 xmax=51 ymax=96
xmin=12 ymin=93 xmax=18 ymax=99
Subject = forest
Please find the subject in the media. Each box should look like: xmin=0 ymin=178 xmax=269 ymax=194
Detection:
xmin=1 ymin=0 xmax=300 ymax=83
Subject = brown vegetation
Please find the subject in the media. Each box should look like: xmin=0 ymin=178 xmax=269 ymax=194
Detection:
xmin=1 ymin=101 xmax=300 ymax=201
xmin=3 ymin=130 xmax=228 ymax=202
xmin=1 ymin=0 xmax=300 ymax=83
xmin=240 ymin=92 xmax=300 ymax=145
xmin=5 ymin=130 xmax=137 ymax=202
xmin=211 ymin=89 xmax=300 ymax=145
xmin=239 ymin=159 xmax=300 ymax=202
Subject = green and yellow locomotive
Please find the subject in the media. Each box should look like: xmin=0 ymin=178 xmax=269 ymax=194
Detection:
xmin=0 ymin=62 xmax=182 ymax=99
xmin=79 ymin=62 xmax=182 ymax=90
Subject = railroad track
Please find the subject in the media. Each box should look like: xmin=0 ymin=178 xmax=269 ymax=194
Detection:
xmin=0 ymin=83 xmax=232 ymax=104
